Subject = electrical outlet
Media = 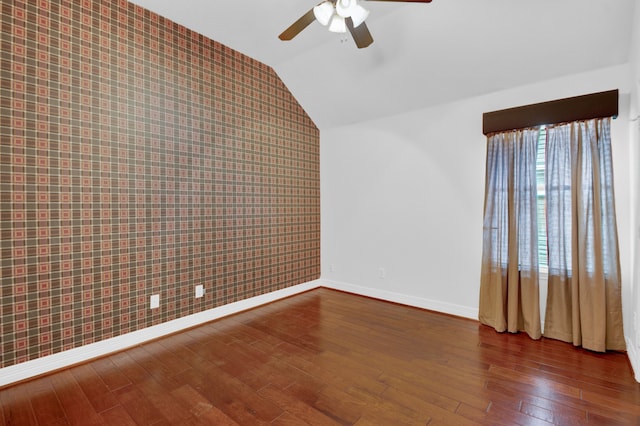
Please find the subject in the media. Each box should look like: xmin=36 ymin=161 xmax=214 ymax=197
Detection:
xmin=378 ymin=267 xmax=385 ymax=279
xmin=150 ymin=294 xmax=160 ymax=309
xmin=330 ymin=264 xmax=335 ymax=272
xmin=195 ymin=284 xmax=204 ymax=298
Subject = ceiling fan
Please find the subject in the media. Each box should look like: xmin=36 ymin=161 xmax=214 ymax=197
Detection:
xmin=279 ymin=0 xmax=433 ymax=49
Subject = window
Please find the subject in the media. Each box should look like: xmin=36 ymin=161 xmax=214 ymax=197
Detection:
xmin=482 ymin=90 xmax=619 ymax=277
xmin=535 ymin=127 xmax=547 ymax=271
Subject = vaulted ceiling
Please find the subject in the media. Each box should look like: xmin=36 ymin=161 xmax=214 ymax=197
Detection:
xmin=128 ymin=0 xmax=636 ymax=129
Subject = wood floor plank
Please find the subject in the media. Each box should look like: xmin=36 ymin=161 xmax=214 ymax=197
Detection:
xmin=171 ymin=384 xmax=241 ymax=425
xmin=517 ymin=394 xmax=588 ymax=425
xmin=279 ymin=348 xmax=388 ymax=397
xmin=125 ymin=345 xmax=183 ymax=391
xmin=377 ymin=372 xmax=461 ymax=413
xmin=372 ymin=354 xmax=492 ymax=411
xmin=454 ymin=402 xmax=513 ymax=426
xmin=2 ymin=288 xmax=640 ymax=425
xmin=0 ymin=383 xmax=38 ymax=425
xmin=112 ymin=383 xmax=169 ymax=425
xmin=135 ymin=377 xmax=196 ymax=424
xmin=143 ymin=339 xmax=193 ymax=374
xmin=482 ymin=403 xmax=555 ymax=426
xmin=69 ymin=363 xmax=119 ymax=414
xmin=271 ymin=411 xmax=314 ymax=425
xmin=200 ymin=368 xmax=284 ymax=424
xmin=346 ymin=386 xmax=432 ymax=425
xmin=258 ymin=384 xmax=342 ymax=426
xmin=48 ymin=370 xmax=104 ymax=426
xmin=108 ymin=351 xmax=151 ymax=384
xmin=99 ymin=405 xmax=137 ymax=426
xmin=237 ymin=355 xmax=316 ymax=392
xmin=173 ymin=359 xmax=283 ymax=424
xmin=587 ymin=410 xmax=640 ymax=425
xmin=382 ymin=385 xmax=479 ymax=426
xmin=310 ymin=382 xmax=370 ymax=424
xmin=488 ymin=364 xmax=582 ymax=399
xmin=89 ymin=357 xmax=131 ymax=392
xmin=25 ymin=378 xmax=67 ymax=425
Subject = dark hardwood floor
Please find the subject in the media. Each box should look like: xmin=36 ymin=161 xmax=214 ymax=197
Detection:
xmin=2 ymin=288 xmax=640 ymax=425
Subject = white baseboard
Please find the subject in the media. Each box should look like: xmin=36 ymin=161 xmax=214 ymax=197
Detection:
xmin=0 ymin=279 xmax=322 ymax=388
xmin=626 ymin=337 xmax=640 ymax=382
xmin=320 ymin=278 xmax=479 ymax=320
xmin=11 ymin=278 xmax=635 ymax=387
xmin=321 ymin=279 xmax=640 ymax=383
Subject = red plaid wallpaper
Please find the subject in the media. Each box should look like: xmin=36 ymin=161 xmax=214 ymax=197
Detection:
xmin=0 ymin=0 xmax=320 ymax=368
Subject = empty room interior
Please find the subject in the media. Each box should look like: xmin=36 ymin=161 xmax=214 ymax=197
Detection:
xmin=2 ymin=0 xmax=640 ymax=424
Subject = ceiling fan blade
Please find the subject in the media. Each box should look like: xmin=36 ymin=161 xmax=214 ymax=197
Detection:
xmin=279 ymin=9 xmax=316 ymax=41
xmin=346 ymin=18 xmax=374 ymax=49
xmin=365 ymin=0 xmax=432 ymax=2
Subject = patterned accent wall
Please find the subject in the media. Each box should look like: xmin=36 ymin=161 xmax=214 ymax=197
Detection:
xmin=0 ymin=0 xmax=320 ymax=368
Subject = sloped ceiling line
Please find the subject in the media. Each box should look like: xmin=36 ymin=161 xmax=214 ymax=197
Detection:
xmin=129 ymin=0 xmax=635 ymax=129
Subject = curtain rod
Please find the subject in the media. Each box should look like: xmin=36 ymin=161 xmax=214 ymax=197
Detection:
xmin=482 ymin=90 xmax=618 ymax=135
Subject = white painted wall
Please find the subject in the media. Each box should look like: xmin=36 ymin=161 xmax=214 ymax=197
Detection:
xmin=627 ymin=0 xmax=640 ymax=379
xmin=321 ymin=64 xmax=634 ymax=335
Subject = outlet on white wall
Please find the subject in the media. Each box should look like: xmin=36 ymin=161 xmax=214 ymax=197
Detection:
xmin=150 ymin=294 xmax=160 ymax=309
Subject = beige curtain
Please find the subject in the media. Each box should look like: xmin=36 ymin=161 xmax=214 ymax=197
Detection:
xmin=543 ymin=118 xmax=625 ymax=352
xmin=479 ymin=129 xmax=541 ymax=339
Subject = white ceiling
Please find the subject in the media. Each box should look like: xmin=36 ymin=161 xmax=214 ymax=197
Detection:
xmin=128 ymin=0 xmax=636 ymax=129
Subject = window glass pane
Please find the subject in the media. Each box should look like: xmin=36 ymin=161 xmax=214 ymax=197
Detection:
xmin=536 ymin=127 xmax=547 ymax=269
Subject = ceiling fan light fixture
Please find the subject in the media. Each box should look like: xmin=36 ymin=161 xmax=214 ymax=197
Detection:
xmin=336 ymin=0 xmax=357 ymax=18
xmin=350 ymin=5 xmax=369 ymax=28
xmin=282 ymin=0 xmax=433 ymax=48
xmin=313 ymin=1 xmax=334 ymax=26
xmin=328 ymin=14 xmax=347 ymax=33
